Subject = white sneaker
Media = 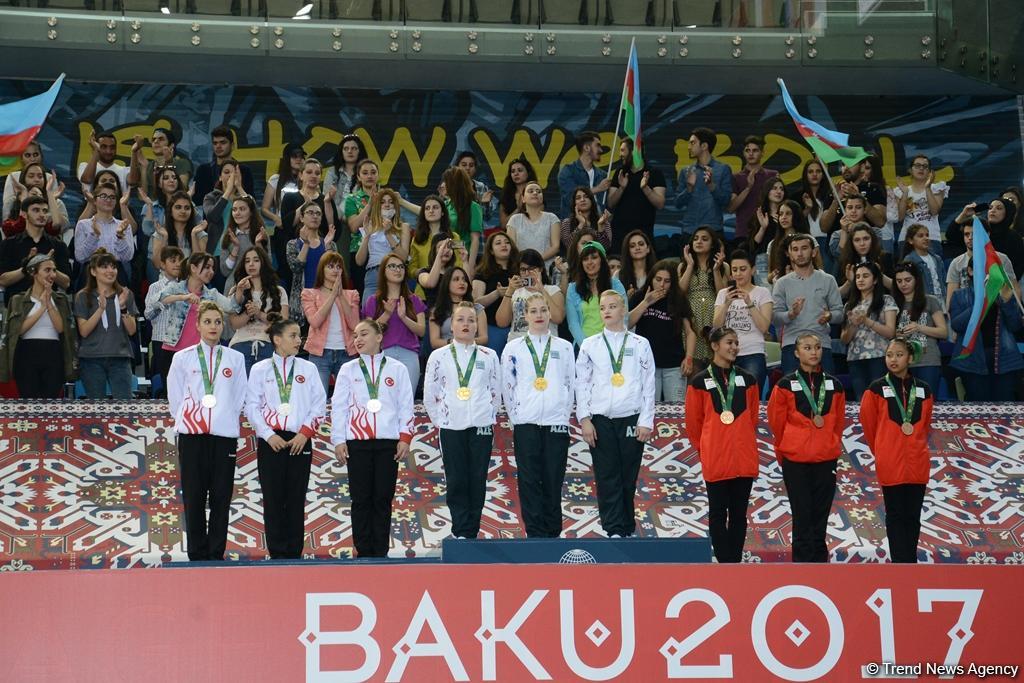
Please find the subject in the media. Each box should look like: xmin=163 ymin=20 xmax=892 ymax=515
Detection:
xmin=609 ymin=534 xmax=622 ymax=538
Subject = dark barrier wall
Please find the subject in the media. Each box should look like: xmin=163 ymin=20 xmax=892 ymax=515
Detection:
xmin=1 ymin=79 xmax=1021 ymax=230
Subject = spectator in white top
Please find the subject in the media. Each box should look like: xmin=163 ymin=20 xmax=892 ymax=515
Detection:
xmin=78 ymin=130 xmax=132 ymax=193
xmin=261 ymin=142 xmax=305 ymax=232
xmin=506 ymin=181 xmax=560 ymax=271
xmin=894 ymin=154 xmax=947 ymax=255
xmin=2 ymin=141 xmax=56 ymax=220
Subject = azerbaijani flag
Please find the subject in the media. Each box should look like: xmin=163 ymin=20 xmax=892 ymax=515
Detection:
xmin=620 ymin=40 xmax=643 ymax=169
xmin=957 ymin=217 xmax=1010 ymax=359
xmin=776 ymin=77 xmax=868 ymax=167
xmin=0 ymin=74 xmax=65 ymax=174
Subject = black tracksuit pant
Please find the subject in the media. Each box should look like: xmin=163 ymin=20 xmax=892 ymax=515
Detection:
xmin=513 ymin=424 xmax=570 ymax=538
xmin=705 ymin=476 xmax=755 ymax=563
xmin=781 ymin=458 xmax=837 ymax=563
xmin=178 ymin=434 xmax=237 ymax=561
xmin=590 ymin=414 xmax=644 ymax=537
xmin=439 ymin=426 xmax=494 ymax=539
xmin=257 ymin=429 xmax=313 ymax=559
xmin=882 ymin=483 xmax=926 ymax=563
xmin=347 ymin=439 xmax=400 ymax=557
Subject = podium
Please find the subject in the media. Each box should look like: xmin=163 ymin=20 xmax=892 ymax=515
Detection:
xmin=441 ymin=537 xmax=712 ymax=564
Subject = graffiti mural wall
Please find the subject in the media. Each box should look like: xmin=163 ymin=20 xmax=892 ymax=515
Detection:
xmin=0 ymin=79 xmax=1021 ymax=232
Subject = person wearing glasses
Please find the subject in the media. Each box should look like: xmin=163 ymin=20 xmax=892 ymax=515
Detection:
xmin=894 ymin=155 xmax=947 ymax=256
xmin=362 ymin=252 xmax=427 ymax=390
xmin=73 ymin=182 xmax=135 ymax=267
xmin=494 ymin=248 xmax=565 ymax=342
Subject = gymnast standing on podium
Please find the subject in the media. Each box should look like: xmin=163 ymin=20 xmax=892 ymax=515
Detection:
xmin=501 ymin=292 xmax=576 ymax=538
xmin=166 ymin=301 xmax=247 ymax=562
xmin=331 ymin=319 xmax=415 ymax=558
xmin=685 ymin=326 xmax=760 ymax=563
xmin=244 ymin=315 xmax=327 ymax=560
xmin=424 ymin=302 xmax=502 ymax=540
xmin=767 ymin=332 xmax=846 ymax=563
xmin=859 ymin=337 xmax=933 ymax=563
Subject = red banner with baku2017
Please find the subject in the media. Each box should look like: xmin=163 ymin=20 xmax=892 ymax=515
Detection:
xmin=2 ymin=564 xmax=1021 ymax=681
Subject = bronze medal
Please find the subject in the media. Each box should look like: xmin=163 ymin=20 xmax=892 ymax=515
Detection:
xmin=901 ymin=422 xmax=914 ymax=436
xmin=720 ymin=410 xmax=735 ymax=425
xmin=813 ymin=415 xmax=825 ymax=428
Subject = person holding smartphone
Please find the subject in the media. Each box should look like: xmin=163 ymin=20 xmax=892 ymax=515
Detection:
xmin=712 ymin=250 xmax=773 ymax=390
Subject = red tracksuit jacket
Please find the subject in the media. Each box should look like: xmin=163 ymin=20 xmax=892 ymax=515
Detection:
xmin=684 ymin=363 xmax=760 ymax=483
xmin=767 ymin=370 xmax=846 ymax=465
xmin=859 ymin=373 xmax=933 ymax=486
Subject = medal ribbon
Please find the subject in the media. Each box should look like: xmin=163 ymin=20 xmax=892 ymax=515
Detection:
xmin=358 ymin=355 xmax=387 ymax=400
xmin=196 ymin=345 xmax=223 ymax=398
xmin=524 ymin=335 xmax=551 ymax=380
xmin=709 ymin=365 xmax=736 ymax=414
xmin=885 ymin=374 xmax=917 ymax=426
xmin=796 ymin=370 xmax=827 ymax=417
xmin=450 ymin=344 xmax=477 ymax=390
xmin=601 ymin=332 xmax=627 ymax=375
xmin=272 ymin=356 xmax=296 ymax=405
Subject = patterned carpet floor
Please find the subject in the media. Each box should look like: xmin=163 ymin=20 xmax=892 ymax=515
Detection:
xmin=0 ymin=401 xmax=1022 ymax=570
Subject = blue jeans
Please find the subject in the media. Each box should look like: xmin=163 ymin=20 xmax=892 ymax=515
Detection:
xmin=309 ymin=348 xmax=353 ymax=397
xmin=231 ymin=339 xmax=273 ymax=374
xmin=487 ymin=324 xmax=510 ymax=358
xmin=735 ymin=353 xmax=767 ymax=394
xmin=79 ymin=357 xmax=134 ymax=399
xmin=383 ymin=345 xmax=421 ymax=396
xmin=781 ymin=345 xmax=834 ymax=376
xmin=654 ymin=366 xmax=686 ymax=402
xmin=848 ymin=357 xmax=886 ymax=402
xmin=816 ymin=236 xmax=834 ymax=277
xmin=910 ymin=365 xmax=942 ymax=398
xmin=362 ymin=266 xmax=379 ymax=305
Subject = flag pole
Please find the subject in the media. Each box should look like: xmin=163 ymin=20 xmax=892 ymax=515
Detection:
xmin=606 ymin=36 xmax=635 ymax=178
xmin=817 ymin=155 xmax=846 ymax=218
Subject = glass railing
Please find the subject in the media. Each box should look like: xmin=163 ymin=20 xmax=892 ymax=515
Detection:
xmin=0 ymin=0 xmax=942 ymax=28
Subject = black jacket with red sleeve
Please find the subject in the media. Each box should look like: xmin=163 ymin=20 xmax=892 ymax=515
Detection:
xmin=684 ymin=363 xmax=760 ymax=483
xmin=767 ymin=370 xmax=846 ymax=465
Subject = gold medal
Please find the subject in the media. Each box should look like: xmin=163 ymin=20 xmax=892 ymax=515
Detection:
xmin=611 ymin=373 xmax=625 ymax=387
xmin=812 ymin=415 xmax=825 ymax=429
xmin=533 ymin=377 xmax=548 ymax=391
xmin=720 ymin=410 xmax=735 ymax=425
xmin=901 ymin=422 xmax=914 ymax=436
xmin=457 ymin=386 xmax=472 ymax=401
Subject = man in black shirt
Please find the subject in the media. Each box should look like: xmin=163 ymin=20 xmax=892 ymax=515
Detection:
xmin=0 ymin=195 xmax=72 ymax=297
xmin=839 ymin=158 xmax=886 ymax=229
xmin=191 ymin=124 xmax=255 ymax=202
xmin=606 ymin=138 xmax=666 ymax=255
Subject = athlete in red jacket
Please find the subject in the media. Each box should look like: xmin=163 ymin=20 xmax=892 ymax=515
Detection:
xmin=767 ymin=333 xmax=846 ymax=563
xmin=685 ymin=327 xmax=760 ymax=563
xmin=859 ymin=337 xmax=933 ymax=563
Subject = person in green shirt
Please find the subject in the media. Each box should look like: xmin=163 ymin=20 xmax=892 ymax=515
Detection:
xmin=441 ymin=167 xmax=484 ymax=279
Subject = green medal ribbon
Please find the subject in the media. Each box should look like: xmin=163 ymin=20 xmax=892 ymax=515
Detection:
xmin=272 ymin=356 xmax=296 ymax=405
xmin=796 ymin=370 xmax=827 ymax=417
xmin=358 ymin=356 xmax=387 ymax=399
xmin=524 ymin=335 xmax=552 ymax=379
xmin=601 ymin=332 xmax=627 ymax=375
xmin=709 ymin=365 xmax=737 ymax=413
xmin=450 ymin=343 xmax=477 ymax=389
xmin=196 ymin=345 xmax=223 ymax=396
xmin=885 ymin=374 xmax=917 ymax=426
